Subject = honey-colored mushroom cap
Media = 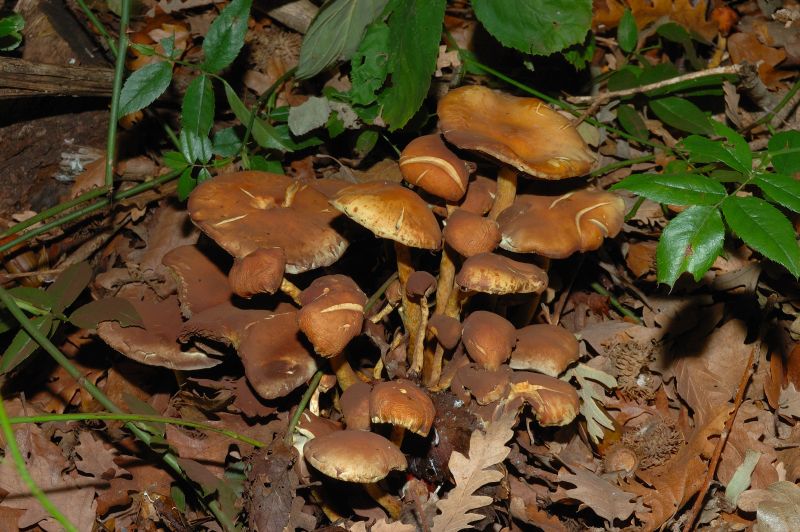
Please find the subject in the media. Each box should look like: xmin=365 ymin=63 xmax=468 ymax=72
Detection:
xmin=330 ymin=181 xmax=442 ymax=250
xmin=370 ymin=379 xmax=436 ymax=436
xmin=456 ymin=253 xmax=548 ymax=295
xmin=340 ymin=381 xmax=373 ymax=431
xmin=428 ymin=314 xmax=462 ymax=350
xmin=508 ymin=371 xmax=580 ymax=426
xmin=498 ymin=190 xmax=625 ymax=258
xmin=304 ymin=430 xmax=407 ymax=483
xmin=228 ymin=247 xmax=286 ymax=298
xmin=438 ymin=85 xmax=595 ymax=179
xmin=188 ymin=171 xmax=348 ymax=273
xmin=443 ymin=209 xmax=502 ymax=257
xmin=511 ymin=324 xmax=580 ymax=377
xmin=298 ymin=275 xmax=366 ymax=357
xmin=461 ymin=310 xmax=516 ymax=370
xmin=399 ymin=134 xmax=470 ymax=201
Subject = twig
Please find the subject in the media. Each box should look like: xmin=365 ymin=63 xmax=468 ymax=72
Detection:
xmin=589 ymin=282 xmax=641 ymax=324
xmin=740 ymin=78 xmax=800 ymax=132
xmin=682 ymin=344 xmax=757 ymax=532
xmin=567 ymin=64 xmax=745 ymax=105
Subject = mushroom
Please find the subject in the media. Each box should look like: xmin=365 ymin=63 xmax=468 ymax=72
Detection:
xmin=405 ymin=270 xmax=437 ymax=379
xmin=227 ymin=247 xmax=295 ymax=300
xmin=426 ymin=314 xmax=463 ymax=387
xmin=161 ymin=244 xmax=231 ymax=318
xmin=508 ymin=371 xmax=580 ymax=426
xmin=461 ymin=310 xmax=516 ymax=371
xmin=399 ymin=134 xmax=471 ymax=202
xmin=438 ymin=85 xmax=595 ymax=220
xmin=442 ymin=209 xmax=502 ymax=258
xmin=511 ymin=324 xmax=580 ymax=377
xmin=339 ymin=381 xmax=373 ymax=431
xmin=370 ymin=379 xmax=436 ymax=447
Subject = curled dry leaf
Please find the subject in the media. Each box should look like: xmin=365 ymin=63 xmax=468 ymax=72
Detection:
xmin=555 ymin=464 xmax=641 ymax=522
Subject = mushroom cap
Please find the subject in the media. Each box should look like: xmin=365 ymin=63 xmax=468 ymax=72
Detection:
xmin=370 ymin=379 xmax=436 ymax=436
xmin=453 ymin=365 xmax=512 ymax=405
xmin=330 ymin=182 xmax=442 ymax=250
xmin=339 ymin=381 xmax=373 ymax=431
xmin=511 ymin=324 xmax=580 ymax=377
xmin=438 ymin=85 xmax=595 ymax=179
xmin=406 ymin=270 xmax=437 ymax=300
xmin=228 ymin=247 xmax=286 ymax=298
xmin=296 ymin=410 xmax=342 ymax=439
xmin=162 ymin=244 xmax=231 ymax=318
xmin=297 ymin=275 xmax=367 ymax=357
xmin=508 ymin=371 xmax=579 ymax=426
xmin=443 ymin=209 xmax=501 ymax=257
xmin=460 ymin=175 xmax=497 ymax=215
xmin=461 ymin=310 xmax=516 ymax=370
xmin=428 ymin=314 xmax=462 ymax=350
xmin=399 ymin=134 xmax=470 ymax=202
xmin=304 ymin=430 xmax=407 ymax=483
xmin=187 ymin=171 xmax=348 ymax=274
xmin=497 ymin=190 xmax=626 ymax=258
xmin=456 ymin=253 xmax=548 ymax=295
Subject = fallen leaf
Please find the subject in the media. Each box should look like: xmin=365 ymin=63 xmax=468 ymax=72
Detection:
xmin=555 ymin=464 xmax=641 ymax=522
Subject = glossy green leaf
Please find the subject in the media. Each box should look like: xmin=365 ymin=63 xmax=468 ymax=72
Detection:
xmin=176 ymin=167 xmax=196 ymax=201
xmin=163 ymin=150 xmax=189 ymax=170
xmin=472 ymin=0 xmax=591 ymax=56
xmin=721 ymin=196 xmax=800 ymax=277
xmin=649 ymin=96 xmax=713 ymax=135
xmin=348 ymin=21 xmax=390 ymax=105
xmin=680 ymin=123 xmax=751 ymax=175
xmin=223 ymin=81 xmax=293 ymax=152
xmin=182 ymin=75 xmax=215 ymax=137
xmin=616 ymin=104 xmax=648 ymax=139
xmin=607 ymin=65 xmax=640 ymax=91
xmin=657 ymin=205 xmax=724 ymax=286
xmin=179 ymin=129 xmax=212 ymax=164
xmin=211 ymin=127 xmax=242 ymax=157
xmin=561 ymin=33 xmax=596 ymax=70
xmin=617 ymin=9 xmax=637 ymax=53
xmin=355 ymin=129 xmax=379 ymax=157
xmin=0 ymin=315 xmax=54 ymax=374
xmin=8 ymin=286 xmax=53 ymax=311
xmin=288 ymin=96 xmax=331 ymax=136
xmin=201 ymin=0 xmax=252 ymax=73
xmin=47 ymin=262 xmax=91 ymax=314
xmin=754 ymin=173 xmax=800 ymax=213
xmin=638 ymin=62 xmax=679 ymax=86
xmin=769 ymin=131 xmax=800 ymax=175
xmin=69 ymin=298 xmax=144 ymax=330
xmin=118 ymin=61 xmax=173 ymax=116
xmin=378 ymin=0 xmax=446 ymax=129
xmin=296 ymin=0 xmax=388 ymax=79
xmin=611 ymin=173 xmax=726 ymax=205
xmin=248 ymin=156 xmax=284 ymax=173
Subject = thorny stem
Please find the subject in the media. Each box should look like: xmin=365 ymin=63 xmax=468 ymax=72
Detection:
xmin=105 ymin=0 xmax=131 ymax=194
xmin=682 ymin=345 xmax=757 ymax=532
xmin=0 ymin=396 xmax=79 ymax=532
xmin=589 ymin=282 xmax=641 ymax=324
xmin=284 ymin=370 xmax=324 ymax=446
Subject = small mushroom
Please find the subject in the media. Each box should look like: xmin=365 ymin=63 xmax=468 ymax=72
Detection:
xmin=370 ymin=379 xmax=436 ymax=447
xmin=443 ymin=209 xmax=502 ymax=258
xmin=508 ymin=371 xmax=580 ymax=426
xmin=511 ymin=324 xmax=580 ymax=377
xmin=339 ymin=381 xmax=373 ymax=431
xmin=227 ymin=247 xmax=292 ymax=299
xmin=399 ymin=134 xmax=471 ymax=202
xmin=461 ymin=311 xmax=516 ymax=371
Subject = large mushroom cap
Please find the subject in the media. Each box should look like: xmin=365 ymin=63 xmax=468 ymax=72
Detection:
xmin=370 ymin=379 xmax=436 ymax=436
xmin=511 ymin=324 xmax=580 ymax=377
xmin=187 ymin=171 xmax=348 ymax=274
xmin=162 ymin=244 xmax=232 ymax=318
xmin=297 ymin=275 xmax=366 ymax=357
xmin=497 ymin=190 xmax=626 ymax=258
xmin=304 ymin=430 xmax=407 ymax=483
xmin=438 ymin=85 xmax=595 ymax=179
xmin=330 ymin=181 xmax=442 ymax=250
xmin=399 ymin=134 xmax=470 ymax=202
xmin=456 ymin=253 xmax=548 ymax=295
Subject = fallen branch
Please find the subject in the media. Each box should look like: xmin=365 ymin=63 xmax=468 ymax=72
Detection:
xmin=0 ymin=57 xmax=113 ymax=99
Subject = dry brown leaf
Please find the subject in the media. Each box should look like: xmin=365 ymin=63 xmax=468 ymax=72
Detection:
xmin=432 ymin=407 xmax=516 ymax=532
xmin=753 ymin=481 xmax=800 ymax=531
xmin=593 ymin=0 xmax=719 ymax=40
xmin=348 ymin=519 xmax=417 ymax=531
xmin=555 ymin=464 xmax=641 ymax=522
xmin=728 ymin=32 xmax=790 ymax=88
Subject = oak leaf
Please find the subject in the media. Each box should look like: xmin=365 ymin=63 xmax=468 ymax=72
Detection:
xmin=555 ymin=465 xmax=641 ymax=522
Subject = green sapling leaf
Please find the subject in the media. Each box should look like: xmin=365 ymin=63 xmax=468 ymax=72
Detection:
xmin=611 ymin=173 xmax=726 ymax=205
xmin=769 ymin=131 xmax=800 ymax=175
xmin=649 ymin=96 xmax=713 ymax=135
xmin=617 ymin=9 xmax=638 ymax=53
xmin=202 ymin=0 xmax=252 ymax=73
xmin=182 ymin=75 xmax=215 ymax=138
xmin=754 ymin=173 xmax=800 ymax=213
xmin=118 ymin=61 xmax=173 ymax=116
xmin=656 ymin=205 xmax=724 ymax=286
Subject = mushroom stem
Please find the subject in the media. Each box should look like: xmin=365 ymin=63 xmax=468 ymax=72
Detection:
xmin=369 ymin=301 xmax=397 ymax=323
xmin=330 ymin=354 xmax=359 ymax=391
xmin=409 ymin=294 xmax=430 ymax=378
xmin=389 ymin=425 xmax=406 ymax=448
xmin=513 ymin=257 xmax=550 ymax=327
xmin=426 ymin=343 xmax=445 ymax=388
xmin=434 ymin=205 xmax=458 ymax=315
xmin=395 ymin=241 xmax=421 ymax=363
xmin=363 ymin=482 xmax=403 ymax=520
xmin=281 ymin=277 xmax=302 ymax=305
xmin=488 ymin=166 xmax=518 ymax=220
xmin=444 ymin=287 xmax=470 ymax=319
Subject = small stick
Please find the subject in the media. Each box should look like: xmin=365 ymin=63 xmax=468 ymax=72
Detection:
xmin=567 ymin=64 xmax=745 ymax=105
xmin=682 ymin=344 xmax=756 ymax=532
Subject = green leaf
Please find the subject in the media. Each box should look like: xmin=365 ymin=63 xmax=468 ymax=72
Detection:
xmin=756 ymin=173 xmax=800 ymax=213
xmin=179 ymin=129 xmax=212 ymax=164
xmin=223 ymin=81 xmax=293 ymax=152
xmin=617 ymin=9 xmax=638 ymax=53
xmin=656 ymin=22 xmax=702 ymax=70
xmin=247 ymin=156 xmax=284 ymax=173
xmin=649 ymin=96 xmax=713 ymax=135
xmin=607 ymin=65 xmax=641 ymax=91
xmin=561 ymin=33 xmax=595 ymax=70
xmin=211 ymin=127 xmax=242 ymax=157
xmin=611 ymin=173 xmax=726 ymax=205
xmin=0 ymin=13 xmax=24 ymax=51
xmin=347 ymin=21 xmax=391 ymax=105
xmin=163 ymin=150 xmax=190 ymax=170
xmin=0 ymin=315 xmax=54 ymax=375
xmin=69 ymin=298 xmax=144 ymax=329
xmin=288 ymin=96 xmax=331 ymax=136
xmin=472 ymin=0 xmax=591 ymax=56
xmin=378 ymin=0 xmax=446 ymax=129
xmin=182 ymin=75 xmax=215 ymax=137
xmin=680 ymin=123 xmax=751 ymax=174
xmin=118 ymin=61 xmax=173 ymax=116
xmin=721 ymin=196 xmax=800 ymax=277
xmin=657 ymin=205 xmax=724 ymax=286
xmin=8 ymin=287 xmax=53 ymax=311
xmin=201 ymin=0 xmax=252 ymax=73
xmin=638 ymin=62 xmax=679 ymax=86
xmin=616 ymin=104 xmax=648 ymax=139
xmin=769 ymin=131 xmax=800 ymax=175
xmin=355 ymin=129 xmax=379 ymax=157
xmin=47 ymin=262 xmax=92 ymax=314
xmin=177 ymin=167 xmax=196 ymax=201
xmin=296 ymin=0 xmax=388 ymax=79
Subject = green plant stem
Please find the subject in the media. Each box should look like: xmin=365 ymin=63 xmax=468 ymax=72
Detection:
xmin=105 ymin=0 xmax=131 ymax=194
xmin=0 ymin=397 xmax=79 ymax=532
xmin=8 ymin=413 xmax=266 ymax=448
xmin=239 ymin=67 xmax=297 ymax=156
xmin=0 ymin=171 xmax=178 ymax=255
xmin=0 ymin=284 xmax=237 ymax=531
xmin=284 ymin=370 xmax=323 ymax=446
xmin=74 ymin=0 xmax=117 ymax=58
xmin=589 ymin=282 xmax=641 ymax=324
xmin=0 ymin=188 xmax=108 ymax=242
xmin=745 ymin=78 xmax=800 ymax=131
xmin=590 ymin=154 xmax=656 ymax=177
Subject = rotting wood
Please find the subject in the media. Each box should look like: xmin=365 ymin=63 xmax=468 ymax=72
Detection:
xmin=0 ymin=57 xmax=113 ymax=99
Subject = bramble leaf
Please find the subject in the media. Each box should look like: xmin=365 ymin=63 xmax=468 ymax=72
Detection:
xmin=657 ymin=205 xmax=724 ymax=286
xmin=649 ymin=96 xmax=712 ymax=135
xmin=754 ymin=173 xmax=800 ymax=213
xmin=202 ymin=0 xmax=252 ymax=73
xmin=769 ymin=131 xmax=800 ymax=175
xmin=616 ymin=104 xmax=648 ymax=139
xmin=617 ymin=9 xmax=638 ymax=53
xmin=118 ymin=61 xmax=173 ymax=116
xmin=611 ymin=173 xmax=726 ymax=205
xmin=182 ymin=75 xmax=215 ymax=138
xmin=471 ymin=0 xmax=591 ymax=56
xmin=721 ymin=196 xmax=800 ymax=277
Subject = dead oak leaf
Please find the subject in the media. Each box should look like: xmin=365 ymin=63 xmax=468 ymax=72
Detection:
xmin=554 ymin=465 xmax=641 ymax=523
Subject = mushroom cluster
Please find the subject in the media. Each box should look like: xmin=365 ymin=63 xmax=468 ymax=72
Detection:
xmin=94 ymin=84 xmax=626 ymax=523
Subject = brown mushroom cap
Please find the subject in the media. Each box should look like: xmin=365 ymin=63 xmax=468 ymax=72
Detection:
xmin=162 ymin=244 xmax=231 ymax=318
xmin=460 ymin=175 xmax=497 ymax=215
xmin=340 ymin=381 xmax=373 ymax=431
xmin=406 ymin=270 xmax=437 ymax=300
xmin=443 ymin=209 xmax=501 ymax=257
xmin=399 ymin=134 xmax=470 ymax=202
xmin=188 ymin=171 xmax=348 ymax=273
xmin=428 ymin=314 xmax=462 ymax=350
xmin=497 ymin=190 xmax=626 ymax=258
xmin=438 ymin=85 xmax=595 ymax=179
xmin=456 ymin=253 xmax=548 ymax=295
xmin=228 ymin=247 xmax=286 ymax=298
xmin=304 ymin=430 xmax=407 ymax=483
xmin=453 ymin=365 xmax=512 ymax=405
xmin=370 ymin=379 xmax=436 ymax=436
xmin=461 ymin=310 xmax=516 ymax=370
xmin=511 ymin=324 xmax=580 ymax=377
xmin=509 ymin=371 xmax=579 ymax=426
xmin=330 ymin=181 xmax=442 ymax=250
xmin=297 ymin=275 xmax=366 ymax=357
